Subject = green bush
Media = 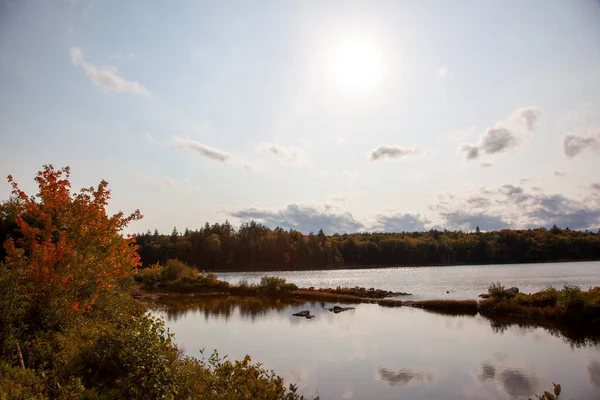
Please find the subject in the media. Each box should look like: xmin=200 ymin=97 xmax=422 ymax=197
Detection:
xmin=557 ymin=285 xmax=584 ymax=312
xmin=258 ymin=277 xmax=298 ymax=294
xmin=186 ymin=351 xmax=317 ymax=400
xmin=0 ymin=361 xmax=45 ymax=399
xmin=163 ymin=259 xmax=195 ymax=282
xmin=488 ymin=282 xmax=508 ymax=300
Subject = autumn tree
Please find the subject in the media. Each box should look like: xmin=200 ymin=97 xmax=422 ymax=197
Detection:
xmin=1 ymin=165 xmax=142 ymax=319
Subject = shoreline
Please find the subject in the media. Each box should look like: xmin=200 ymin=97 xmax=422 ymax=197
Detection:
xmin=136 ymin=285 xmax=600 ymax=336
xmin=200 ymin=259 xmax=600 ymax=274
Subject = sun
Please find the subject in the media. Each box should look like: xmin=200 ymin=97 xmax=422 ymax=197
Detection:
xmin=328 ymin=34 xmax=385 ymax=94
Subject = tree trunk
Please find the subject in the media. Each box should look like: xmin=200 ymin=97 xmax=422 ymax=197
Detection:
xmin=16 ymin=341 xmax=25 ymax=369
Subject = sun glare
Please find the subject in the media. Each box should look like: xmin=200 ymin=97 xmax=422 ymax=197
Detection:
xmin=328 ymin=35 xmax=385 ymax=94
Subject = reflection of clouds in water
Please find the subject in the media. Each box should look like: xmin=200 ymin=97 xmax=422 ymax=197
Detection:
xmin=588 ymin=360 xmax=600 ymax=388
xmin=281 ymin=364 xmax=311 ymax=390
xmin=478 ymin=362 xmax=496 ymax=382
xmin=341 ymin=385 xmax=354 ymax=399
xmin=499 ymin=368 xmax=538 ymax=398
xmin=377 ymin=368 xmax=435 ymax=387
xmin=475 ymin=362 xmax=539 ymax=399
xmin=493 ymin=352 xmax=507 ymax=362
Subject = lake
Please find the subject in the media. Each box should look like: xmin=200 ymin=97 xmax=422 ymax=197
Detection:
xmin=154 ymin=262 xmax=600 ymax=399
xmin=217 ymin=261 xmax=600 ymax=301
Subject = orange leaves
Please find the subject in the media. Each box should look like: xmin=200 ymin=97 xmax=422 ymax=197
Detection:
xmin=3 ymin=165 xmax=143 ymax=314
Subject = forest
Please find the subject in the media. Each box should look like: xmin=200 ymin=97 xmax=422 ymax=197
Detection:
xmin=135 ymin=222 xmax=600 ymax=271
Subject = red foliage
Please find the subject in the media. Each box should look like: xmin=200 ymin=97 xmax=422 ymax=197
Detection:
xmin=3 ymin=165 xmax=142 ymax=312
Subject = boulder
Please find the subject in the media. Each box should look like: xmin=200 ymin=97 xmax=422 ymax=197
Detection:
xmin=327 ymin=306 xmax=355 ymax=314
xmin=293 ymin=310 xmax=314 ymax=319
xmin=478 ymin=293 xmax=490 ymax=299
xmin=506 ymin=287 xmax=519 ymax=294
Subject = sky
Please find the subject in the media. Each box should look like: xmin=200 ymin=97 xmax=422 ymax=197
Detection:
xmin=1 ymin=0 xmax=600 ymax=234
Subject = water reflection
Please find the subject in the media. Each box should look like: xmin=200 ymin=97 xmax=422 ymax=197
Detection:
xmin=478 ymin=362 xmax=495 ymax=381
xmin=152 ymin=297 xmax=600 ymax=400
xmin=498 ymin=368 xmax=538 ymax=398
xmin=151 ymin=295 xmax=314 ymax=322
xmin=418 ymin=307 xmax=600 ymax=348
xmin=588 ymin=360 xmax=600 ymax=388
xmin=377 ymin=367 xmax=435 ymax=387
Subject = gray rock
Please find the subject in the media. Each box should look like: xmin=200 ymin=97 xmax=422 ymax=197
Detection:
xmin=293 ymin=310 xmax=314 ymax=319
xmin=506 ymin=287 xmax=519 ymax=294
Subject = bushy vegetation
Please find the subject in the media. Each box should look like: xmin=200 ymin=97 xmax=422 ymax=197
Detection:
xmin=0 ymin=166 xmax=316 ymax=399
xmin=480 ymin=283 xmax=600 ymax=324
xmin=132 ymin=220 xmax=600 ymax=271
xmin=135 ymin=258 xmax=229 ymax=293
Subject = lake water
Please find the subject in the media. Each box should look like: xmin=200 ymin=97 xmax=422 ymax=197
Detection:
xmin=217 ymin=261 xmax=600 ymax=301
xmin=154 ymin=262 xmax=600 ymax=399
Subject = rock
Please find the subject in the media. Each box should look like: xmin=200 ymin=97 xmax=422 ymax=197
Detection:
xmin=446 ymin=291 xmax=450 ymax=294
xmin=507 ymin=287 xmax=519 ymax=294
xmin=478 ymin=293 xmax=490 ymax=299
xmin=327 ymin=306 xmax=355 ymax=314
xmin=293 ymin=310 xmax=314 ymax=319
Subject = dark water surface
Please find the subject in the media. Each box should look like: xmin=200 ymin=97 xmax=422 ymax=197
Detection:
xmin=154 ymin=295 xmax=600 ymax=399
xmin=217 ymin=261 xmax=600 ymax=300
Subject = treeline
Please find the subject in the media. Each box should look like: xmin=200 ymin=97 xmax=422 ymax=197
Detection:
xmin=136 ymin=222 xmax=600 ymax=270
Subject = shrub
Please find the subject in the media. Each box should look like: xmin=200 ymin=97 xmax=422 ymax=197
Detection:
xmin=258 ymin=277 xmax=298 ymax=294
xmin=0 ymin=361 xmax=45 ymax=399
xmin=163 ymin=259 xmax=191 ymax=282
xmin=188 ymin=351 xmax=317 ymax=400
xmin=488 ymin=282 xmax=507 ymax=300
xmin=529 ymin=287 xmax=558 ymax=308
xmin=557 ymin=285 xmax=584 ymax=312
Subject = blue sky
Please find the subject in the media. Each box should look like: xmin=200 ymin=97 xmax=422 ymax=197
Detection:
xmin=1 ymin=0 xmax=600 ymax=234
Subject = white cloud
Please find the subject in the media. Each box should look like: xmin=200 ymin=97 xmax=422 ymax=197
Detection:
xmin=562 ymin=133 xmax=600 ymax=158
xmin=70 ymin=47 xmax=149 ymax=96
xmin=460 ymin=106 xmax=542 ymax=161
xmin=369 ymin=145 xmax=429 ymax=161
xmin=229 ymin=204 xmax=364 ymax=234
xmin=173 ymin=138 xmax=232 ymax=162
xmin=509 ymin=107 xmax=542 ymax=132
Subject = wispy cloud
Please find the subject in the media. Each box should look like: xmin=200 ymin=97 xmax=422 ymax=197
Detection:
xmin=70 ymin=47 xmax=149 ymax=96
xmin=554 ymin=171 xmax=566 ymax=177
xmin=562 ymin=133 xmax=600 ymax=158
xmin=509 ymin=107 xmax=542 ymax=132
xmin=142 ymin=132 xmax=158 ymax=143
xmin=460 ymin=107 xmax=542 ymax=161
xmin=173 ymin=138 xmax=231 ymax=162
xmin=369 ymin=145 xmax=429 ymax=161
xmin=262 ymin=143 xmax=308 ymax=165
